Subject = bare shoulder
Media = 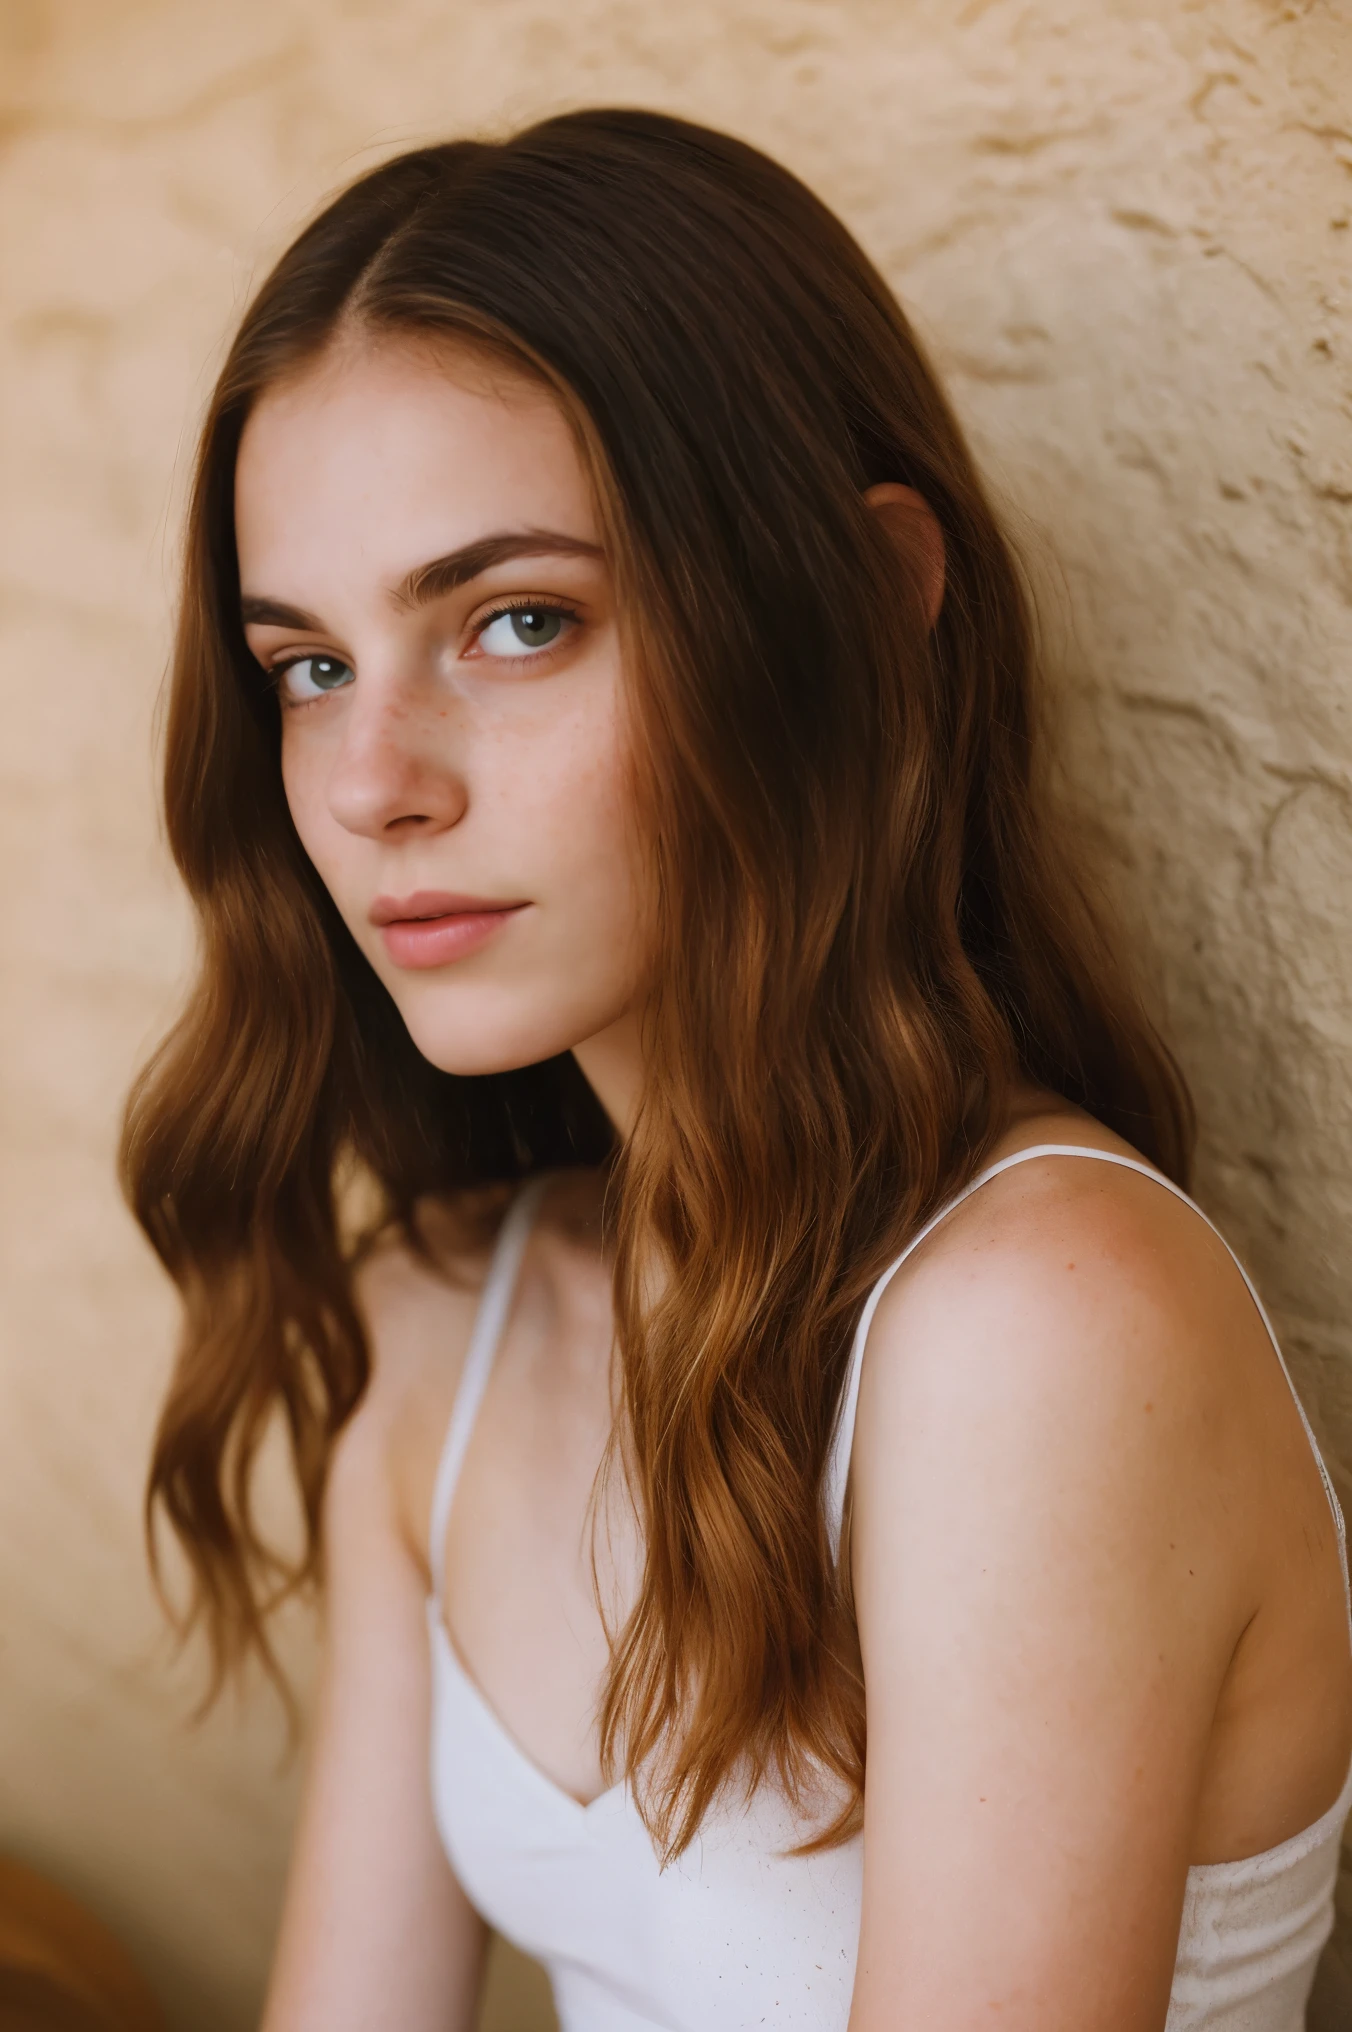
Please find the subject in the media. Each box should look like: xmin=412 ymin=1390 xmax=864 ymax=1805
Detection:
xmin=850 ymin=1121 xmax=1279 ymax=1650
xmin=868 ymin=1125 xmax=1263 ymax=1445
xmin=353 ymin=1193 xmax=507 ymax=1407
xmin=330 ymin=1190 xmax=509 ymax=1563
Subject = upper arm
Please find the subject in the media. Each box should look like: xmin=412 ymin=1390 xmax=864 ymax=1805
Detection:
xmin=848 ymin=1167 xmax=1252 ymax=2032
xmin=261 ymin=1265 xmax=486 ymax=2032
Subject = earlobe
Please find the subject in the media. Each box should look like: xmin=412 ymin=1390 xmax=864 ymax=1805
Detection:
xmin=863 ymin=481 xmax=946 ymax=629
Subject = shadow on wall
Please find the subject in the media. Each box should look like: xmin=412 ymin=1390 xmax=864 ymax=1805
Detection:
xmin=480 ymin=1936 xmax=556 ymax=2032
xmin=0 ymin=1858 xmax=164 ymax=2031
xmin=0 ymin=1872 xmax=560 ymax=2032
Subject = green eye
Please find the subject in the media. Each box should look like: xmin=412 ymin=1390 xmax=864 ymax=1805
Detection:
xmin=478 ymin=607 xmax=569 ymax=657
xmin=279 ymin=655 xmax=354 ymax=702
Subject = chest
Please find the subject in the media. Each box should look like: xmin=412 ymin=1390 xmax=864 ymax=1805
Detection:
xmin=439 ymin=1286 xmax=637 ymax=1807
xmin=428 ymin=1615 xmax=864 ymax=2031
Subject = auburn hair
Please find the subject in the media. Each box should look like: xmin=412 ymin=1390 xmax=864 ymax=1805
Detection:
xmin=122 ymin=107 xmax=1193 ymax=1856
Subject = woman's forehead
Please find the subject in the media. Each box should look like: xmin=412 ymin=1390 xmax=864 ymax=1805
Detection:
xmin=234 ymin=336 xmax=597 ymax=591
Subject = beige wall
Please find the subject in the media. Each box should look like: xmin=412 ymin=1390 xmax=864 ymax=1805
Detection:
xmin=2 ymin=1 xmax=1350 ymax=2026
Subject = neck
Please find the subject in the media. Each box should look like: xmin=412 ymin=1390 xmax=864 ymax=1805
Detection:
xmin=571 ymin=1005 xmax=646 ymax=1141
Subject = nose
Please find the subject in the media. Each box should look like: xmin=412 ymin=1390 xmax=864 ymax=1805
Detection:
xmin=325 ymin=673 xmax=467 ymax=841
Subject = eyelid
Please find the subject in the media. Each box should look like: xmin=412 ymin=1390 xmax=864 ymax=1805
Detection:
xmin=254 ymin=642 xmax=344 ymax=677
xmin=469 ymin=591 xmax=583 ymax=627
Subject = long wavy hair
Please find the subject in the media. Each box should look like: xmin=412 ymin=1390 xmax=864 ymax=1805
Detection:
xmin=122 ymin=107 xmax=1193 ymax=1856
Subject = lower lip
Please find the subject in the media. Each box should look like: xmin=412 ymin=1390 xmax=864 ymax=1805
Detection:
xmin=379 ymin=906 xmax=526 ymax=970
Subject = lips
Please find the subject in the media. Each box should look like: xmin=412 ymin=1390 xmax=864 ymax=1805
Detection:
xmin=370 ymin=891 xmax=528 ymax=970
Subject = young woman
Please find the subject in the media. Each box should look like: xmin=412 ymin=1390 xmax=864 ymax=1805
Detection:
xmin=122 ymin=109 xmax=1352 ymax=2032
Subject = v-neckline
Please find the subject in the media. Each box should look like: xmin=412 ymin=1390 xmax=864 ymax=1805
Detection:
xmin=428 ymin=1597 xmax=627 ymax=1821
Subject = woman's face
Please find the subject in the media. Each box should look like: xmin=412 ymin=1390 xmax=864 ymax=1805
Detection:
xmin=234 ymin=336 xmax=648 ymax=1108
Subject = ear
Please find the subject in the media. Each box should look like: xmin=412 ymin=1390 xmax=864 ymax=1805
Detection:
xmin=864 ymin=481 xmax=946 ymax=629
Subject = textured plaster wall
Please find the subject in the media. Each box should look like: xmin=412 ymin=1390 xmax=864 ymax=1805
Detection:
xmin=2 ymin=2 xmax=1350 ymax=2027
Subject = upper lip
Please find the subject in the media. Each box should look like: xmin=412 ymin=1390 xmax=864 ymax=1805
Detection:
xmin=369 ymin=891 xmax=527 ymax=926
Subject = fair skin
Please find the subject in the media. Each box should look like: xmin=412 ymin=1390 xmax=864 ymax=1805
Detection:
xmin=237 ymin=335 xmax=1352 ymax=2032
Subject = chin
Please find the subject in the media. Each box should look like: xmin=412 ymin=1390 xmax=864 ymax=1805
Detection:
xmin=419 ymin=1041 xmax=567 ymax=1079
xmin=396 ymin=1002 xmax=589 ymax=1080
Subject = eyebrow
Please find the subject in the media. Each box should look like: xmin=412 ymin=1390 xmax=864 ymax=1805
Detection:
xmin=239 ymin=528 xmax=604 ymax=630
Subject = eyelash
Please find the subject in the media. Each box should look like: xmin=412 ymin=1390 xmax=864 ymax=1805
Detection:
xmin=266 ymin=595 xmax=583 ymax=702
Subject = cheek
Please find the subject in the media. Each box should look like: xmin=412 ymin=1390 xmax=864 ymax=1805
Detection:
xmin=526 ymin=698 xmax=647 ymax=932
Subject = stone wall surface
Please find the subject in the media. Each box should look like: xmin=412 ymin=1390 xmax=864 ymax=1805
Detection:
xmin=1 ymin=1 xmax=1349 ymax=2027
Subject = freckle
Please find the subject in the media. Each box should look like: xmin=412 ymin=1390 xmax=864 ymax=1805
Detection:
xmin=1143 ymin=1401 xmax=1153 ymax=1412
xmin=1066 ymin=1260 xmax=1075 ymax=1270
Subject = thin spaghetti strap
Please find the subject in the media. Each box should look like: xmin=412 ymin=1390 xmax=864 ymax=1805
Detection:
xmin=825 ymin=1144 xmax=1351 ymax=1643
xmin=426 ymin=1174 xmax=551 ymax=1603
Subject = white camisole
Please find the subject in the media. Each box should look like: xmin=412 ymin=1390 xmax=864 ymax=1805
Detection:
xmin=425 ymin=1145 xmax=1352 ymax=2030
